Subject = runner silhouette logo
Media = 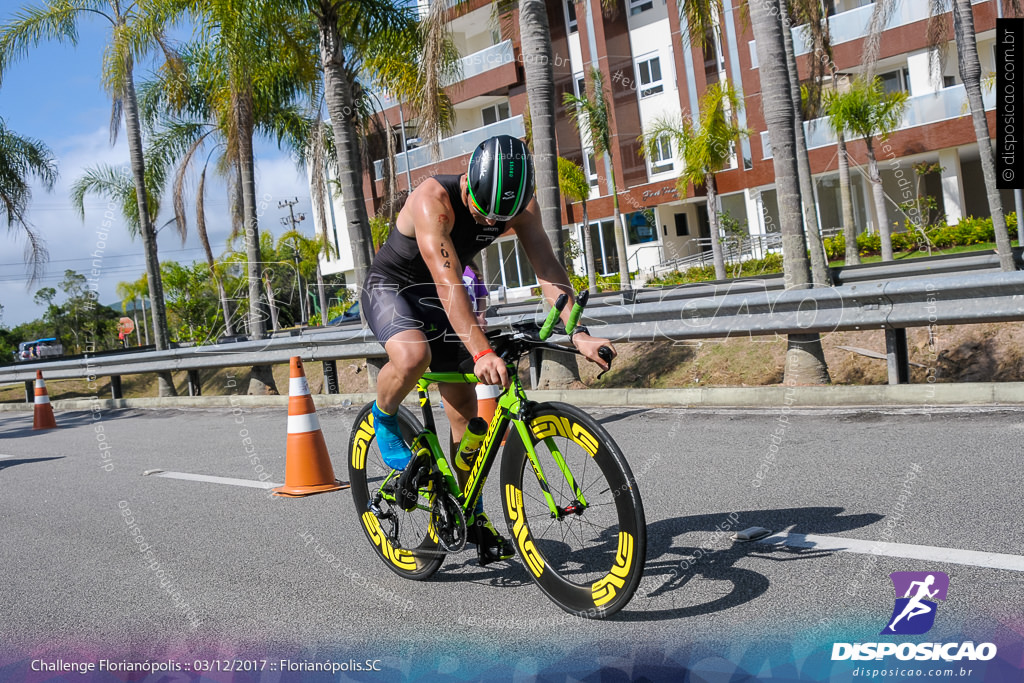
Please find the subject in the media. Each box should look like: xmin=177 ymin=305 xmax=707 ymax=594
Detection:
xmin=881 ymin=571 xmax=949 ymax=635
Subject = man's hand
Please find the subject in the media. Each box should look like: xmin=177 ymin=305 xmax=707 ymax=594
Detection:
xmin=474 ymin=352 xmax=509 ymax=387
xmin=572 ymin=333 xmax=616 ymax=370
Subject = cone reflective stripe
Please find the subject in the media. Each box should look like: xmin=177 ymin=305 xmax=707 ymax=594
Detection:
xmin=33 ymin=370 xmax=57 ymax=430
xmin=273 ymin=357 xmax=347 ymax=497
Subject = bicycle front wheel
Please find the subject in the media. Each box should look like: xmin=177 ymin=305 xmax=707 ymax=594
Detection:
xmin=348 ymin=402 xmax=445 ymax=580
xmin=499 ymin=402 xmax=646 ymax=618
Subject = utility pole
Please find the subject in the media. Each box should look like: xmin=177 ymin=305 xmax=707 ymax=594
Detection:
xmin=279 ymin=198 xmax=308 ymax=323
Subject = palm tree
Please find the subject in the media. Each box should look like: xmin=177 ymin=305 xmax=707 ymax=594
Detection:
xmin=558 ymin=156 xmax=596 ymax=294
xmin=279 ymin=228 xmax=338 ymax=325
xmin=940 ymin=0 xmax=1015 ymax=271
xmin=299 ymin=0 xmax=452 ymax=295
xmin=519 ymin=0 xmax=564 ymax=266
xmin=749 ymin=0 xmax=830 ymax=384
xmin=0 ymin=0 xmax=178 ymax=366
xmin=0 ymin=116 xmax=56 ymax=283
xmin=640 ymin=82 xmax=747 ymax=282
xmin=779 ymin=0 xmax=831 ymax=285
xmin=826 ymin=77 xmax=907 ymax=261
xmin=564 ymin=67 xmax=631 ymax=290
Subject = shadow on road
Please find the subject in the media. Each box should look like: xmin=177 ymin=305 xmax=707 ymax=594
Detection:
xmin=0 ymin=409 xmax=141 ymax=438
xmin=597 ymin=409 xmax=650 ymax=426
xmin=616 ymin=506 xmax=883 ymax=622
xmin=0 ymin=456 xmax=64 ymax=472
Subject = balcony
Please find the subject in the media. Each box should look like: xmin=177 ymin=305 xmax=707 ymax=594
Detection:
xmin=791 ymin=0 xmax=988 ymax=56
xmin=372 ymin=40 xmax=514 ymax=111
xmin=449 ymin=39 xmax=515 ymax=84
xmin=374 ymin=114 xmax=526 ymax=179
xmin=761 ymin=84 xmax=996 ymax=159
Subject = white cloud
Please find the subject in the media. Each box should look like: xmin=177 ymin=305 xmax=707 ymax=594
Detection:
xmin=1 ymin=127 xmax=317 ymax=329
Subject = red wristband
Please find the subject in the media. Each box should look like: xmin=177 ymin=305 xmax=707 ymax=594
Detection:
xmin=473 ymin=348 xmax=494 ymax=363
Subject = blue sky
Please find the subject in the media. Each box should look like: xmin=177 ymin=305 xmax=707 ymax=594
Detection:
xmin=0 ymin=12 xmax=315 ymax=327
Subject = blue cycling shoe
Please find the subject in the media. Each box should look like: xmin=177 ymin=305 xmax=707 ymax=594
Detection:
xmin=372 ymin=401 xmax=413 ymax=470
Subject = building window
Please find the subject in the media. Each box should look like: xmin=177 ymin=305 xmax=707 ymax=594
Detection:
xmin=482 ymin=238 xmax=538 ymax=291
xmin=587 ymin=220 xmax=621 ymax=275
xmin=878 ymin=67 xmax=910 ymax=95
xmin=565 ymin=0 xmax=577 ymax=33
xmin=491 ymin=27 xmax=501 ymax=44
xmin=649 ymin=134 xmax=673 ymax=174
xmin=586 ymin=151 xmax=598 ymax=187
xmin=636 ymin=55 xmax=663 ymax=97
xmin=481 ymin=101 xmax=510 ymax=126
xmin=674 ymin=213 xmax=689 ymax=236
xmin=627 ymin=211 xmax=658 ymax=245
xmin=630 ymin=0 xmax=654 ymax=15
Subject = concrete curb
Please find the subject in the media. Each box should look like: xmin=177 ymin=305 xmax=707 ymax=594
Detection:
xmin=2 ymin=382 xmax=1023 ymax=412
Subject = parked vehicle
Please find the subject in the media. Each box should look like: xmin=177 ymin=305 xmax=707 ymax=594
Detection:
xmin=15 ymin=338 xmax=64 ymax=362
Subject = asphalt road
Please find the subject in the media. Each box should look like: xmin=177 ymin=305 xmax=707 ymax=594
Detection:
xmin=1 ymin=403 xmax=1022 ymax=682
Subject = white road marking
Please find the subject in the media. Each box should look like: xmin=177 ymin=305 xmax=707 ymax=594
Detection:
xmin=145 ymin=470 xmax=282 ymax=490
xmin=758 ymin=533 xmax=1024 ymax=572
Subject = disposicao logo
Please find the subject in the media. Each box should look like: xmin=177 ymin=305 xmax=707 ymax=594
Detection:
xmin=831 ymin=571 xmax=997 ymax=662
xmin=882 ymin=571 xmax=948 ymax=635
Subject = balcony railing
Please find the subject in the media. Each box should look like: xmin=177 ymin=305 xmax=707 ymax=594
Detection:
xmin=791 ymin=0 xmax=988 ymax=56
xmin=761 ymin=84 xmax=996 ymax=159
xmin=372 ymin=40 xmax=514 ymax=111
xmin=450 ymin=40 xmax=514 ymax=84
xmin=374 ymin=115 xmax=526 ymax=179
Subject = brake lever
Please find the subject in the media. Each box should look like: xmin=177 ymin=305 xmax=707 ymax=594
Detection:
xmin=596 ymin=345 xmax=613 ymax=381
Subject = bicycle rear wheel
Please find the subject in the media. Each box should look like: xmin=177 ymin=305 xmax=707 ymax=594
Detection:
xmin=348 ymin=402 xmax=445 ymax=580
xmin=499 ymin=402 xmax=646 ymax=618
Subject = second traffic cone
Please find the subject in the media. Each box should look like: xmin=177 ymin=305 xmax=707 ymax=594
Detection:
xmin=33 ymin=370 xmax=57 ymax=430
xmin=272 ymin=357 xmax=347 ymax=497
xmin=476 ymin=383 xmax=505 ymax=446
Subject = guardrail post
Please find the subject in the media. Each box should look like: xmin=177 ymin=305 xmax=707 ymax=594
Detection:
xmin=24 ymin=380 xmax=33 ymax=403
xmin=529 ymin=349 xmax=541 ymax=390
xmin=323 ymin=360 xmax=339 ymax=394
xmin=366 ymin=357 xmax=386 ymax=390
xmin=187 ymin=370 xmax=202 ymax=396
xmin=885 ymin=329 xmax=910 ymax=385
xmin=110 ymin=375 xmax=123 ymax=400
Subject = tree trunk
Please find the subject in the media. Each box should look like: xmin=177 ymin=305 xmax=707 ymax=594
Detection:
xmin=609 ymin=164 xmax=632 ymax=290
xmin=706 ymin=172 xmax=727 ymax=280
xmin=837 ymin=132 xmax=859 ymax=264
xmin=519 ymin=0 xmax=564 ymax=266
xmin=121 ymin=58 xmax=176 ymax=397
xmin=235 ymin=89 xmax=276 ymax=394
xmin=780 ymin=0 xmax=831 ymax=286
xmin=865 ymin=140 xmax=893 ymax=261
xmin=583 ymin=202 xmax=597 ymax=294
xmin=264 ymin=273 xmax=280 ymax=331
xmin=215 ymin=277 xmax=234 ymax=336
xmin=954 ymin=0 xmax=1014 ymax=271
xmin=318 ymin=5 xmax=373 ymax=290
xmin=749 ymin=0 xmax=830 ymax=385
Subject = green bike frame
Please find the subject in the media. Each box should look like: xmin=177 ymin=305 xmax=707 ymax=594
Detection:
xmin=407 ymin=368 xmax=589 ymax=523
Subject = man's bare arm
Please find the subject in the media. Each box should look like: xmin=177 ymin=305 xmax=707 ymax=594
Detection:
xmin=411 ymin=181 xmax=489 ymax=357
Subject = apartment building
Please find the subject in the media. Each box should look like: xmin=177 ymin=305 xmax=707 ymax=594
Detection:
xmin=311 ymin=0 xmax=1008 ymax=295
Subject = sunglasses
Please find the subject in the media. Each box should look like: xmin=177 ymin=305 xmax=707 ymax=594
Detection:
xmin=467 ymin=184 xmax=518 ymax=223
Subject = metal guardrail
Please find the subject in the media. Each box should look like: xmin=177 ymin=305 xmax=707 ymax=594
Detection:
xmin=1 ymin=270 xmax=1022 ymax=394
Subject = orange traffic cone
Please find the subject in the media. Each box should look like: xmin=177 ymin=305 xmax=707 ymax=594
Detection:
xmin=33 ymin=370 xmax=57 ymax=430
xmin=476 ymin=383 xmax=505 ymax=446
xmin=272 ymin=357 xmax=347 ymax=497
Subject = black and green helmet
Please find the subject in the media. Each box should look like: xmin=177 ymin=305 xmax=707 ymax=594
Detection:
xmin=467 ymin=135 xmax=535 ymax=222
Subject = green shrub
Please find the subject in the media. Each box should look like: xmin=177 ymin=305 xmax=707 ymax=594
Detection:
xmin=857 ymin=231 xmax=881 ymax=256
xmin=824 ymin=233 xmax=846 ymax=260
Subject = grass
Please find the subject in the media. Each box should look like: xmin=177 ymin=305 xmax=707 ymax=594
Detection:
xmin=827 ymin=239 xmax=1021 ymax=268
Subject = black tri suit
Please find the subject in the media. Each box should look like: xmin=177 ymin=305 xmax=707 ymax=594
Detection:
xmin=360 ymin=174 xmax=506 ymax=370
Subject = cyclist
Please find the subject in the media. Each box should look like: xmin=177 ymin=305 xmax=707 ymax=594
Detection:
xmin=360 ymin=135 xmax=615 ymax=565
